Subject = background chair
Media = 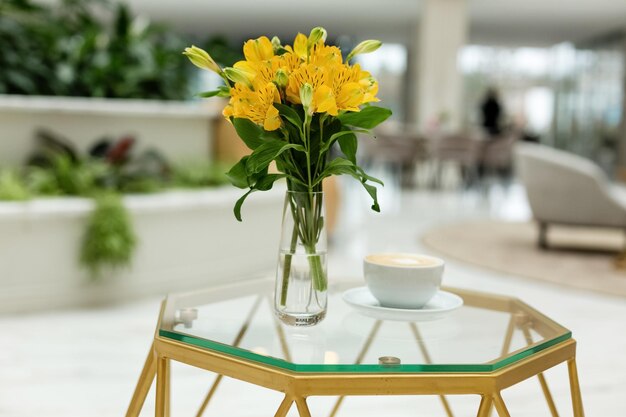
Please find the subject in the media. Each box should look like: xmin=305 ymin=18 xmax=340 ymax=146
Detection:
xmin=515 ymin=143 xmax=626 ymax=248
xmin=365 ymin=124 xmax=427 ymax=187
xmin=430 ymin=132 xmax=482 ymax=189
xmin=480 ymin=133 xmax=517 ymax=177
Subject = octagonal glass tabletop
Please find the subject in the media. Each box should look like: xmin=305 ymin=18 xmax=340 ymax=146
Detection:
xmin=158 ymin=278 xmax=570 ymax=373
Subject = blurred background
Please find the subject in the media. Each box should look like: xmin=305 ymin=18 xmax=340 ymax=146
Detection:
xmin=1 ymin=0 xmax=626 ymax=416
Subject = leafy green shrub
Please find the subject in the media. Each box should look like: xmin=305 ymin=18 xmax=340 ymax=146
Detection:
xmin=118 ymin=177 xmax=163 ymax=194
xmin=0 ymin=0 xmax=190 ymax=99
xmin=28 ymin=155 xmax=112 ymax=196
xmin=0 ymin=157 xmax=226 ymax=279
xmin=0 ymin=169 xmax=30 ymax=201
xmin=80 ymin=193 xmax=137 ymax=278
xmin=171 ymin=161 xmax=229 ymax=188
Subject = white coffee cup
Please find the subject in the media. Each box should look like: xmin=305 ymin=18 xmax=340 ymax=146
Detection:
xmin=363 ymin=253 xmax=445 ymax=309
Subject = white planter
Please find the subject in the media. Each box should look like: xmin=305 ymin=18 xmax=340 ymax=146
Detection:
xmin=0 ymin=186 xmax=284 ymax=313
xmin=0 ymin=95 xmax=221 ymax=165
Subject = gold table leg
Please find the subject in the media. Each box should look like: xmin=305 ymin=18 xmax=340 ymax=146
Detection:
xmin=500 ymin=315 xmax=516 ymax=357
xmin=295 ymin=397 xmax=312 ymax=417
xmin=274 ymin=395 xmax=294 ymax=417
xmin=492 ymin=313 xmax=562 ymax=417
xmin=195 ymin=296 xmax=263 ymax=417
xmin=521 ymin=326 xmax=559 ymax=417
xmin=537 ymin=373 xmax=559 ymax=416
xmin=194 ymin=375 xmax=223 ymax=417
xmin=476 ymin=395 xmax=494 ymax=417
xmin=567 ymin=358 xmax=585 ymax=417
xmin=327 ymin=320 xmax=382 ymax=417
xmin=155 ymin=355 xmax=170 ymax=417
xmin=486 ymin=314 xmax=517 ymax=417
xmin=493 ymin=393 xmax=511 ymax=417
xmin=409 ymin=323 xmax=455 ymax=417
xmin=126 ymin=343 xmax=157 ymax=417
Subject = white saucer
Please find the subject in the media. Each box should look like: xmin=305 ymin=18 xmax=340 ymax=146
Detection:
xmin=342 ymin=287 xmax=463 ymax=322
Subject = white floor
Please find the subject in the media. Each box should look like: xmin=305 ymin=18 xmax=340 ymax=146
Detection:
xmin=1 ymin=178 xmax=625 ymax=417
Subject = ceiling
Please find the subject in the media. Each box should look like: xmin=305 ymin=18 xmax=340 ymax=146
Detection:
xmin=65 ymin=0 xmax=626 ymax=47
xmin=469 ymin=0 xmax=626 ymax=46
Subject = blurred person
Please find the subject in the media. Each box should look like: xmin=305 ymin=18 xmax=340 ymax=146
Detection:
xmin=478 ymin=88 xmax=517 ymax=180
xmin=480 ymin=87 xmax=503 ymax=137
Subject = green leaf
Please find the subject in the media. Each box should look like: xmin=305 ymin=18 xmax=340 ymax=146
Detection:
xmin=196 ymin=85 xmax=230 ymax=98
xmin=225 ymin=156 xmax=250 ymax=189
xmin=319 ymin=157 xmax=357 ymax=178
xmin=232 ymin=171 xmax=286 ymax=222
xmin=233 ymin=189 xmax=254 ymax=222
xmin=274 ymin=103 xmax=303 ymax=128
xmin=260 ymin=129 xmax=283 ymax=141
xmin=355 ymin=166 xmax=384 ymax=186
xmin=254 ymin=173 xmax=286 ymax=191
xmin=361 ymin=182 xmax=380 ymax=212
xmin=232 ymin=118 xmax=264 ymax=150
xmin=316 ymin=158 xmax=381 ymax=212
xmin=338 ymin=132 xmax=358 ymax=164
xmin=197 ymin=90 xmax=221 ymax=98
xmin=320 ymin=128 xmax=369 ymax=156
xmin=338 ymin=106 xmax=392 ymax=129
xmin=246 ymin=140 xmax=305 ymax=174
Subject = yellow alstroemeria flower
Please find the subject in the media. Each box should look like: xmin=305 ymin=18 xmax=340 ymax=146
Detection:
xmin=206 ymin=30 xmax=383 ymax=126
xmin=286 ymin=63 xmax=330 ymax=104
xmin=224 ymin=67 xmax=254 ymax=89
xmin=243 ymin=36 xmax=274 ymax=62
xmin=313 ymin=85 xmax=338 ymax=115
xmin=232 ymin=61 xmax=258 ymax=83
xmin=293 ymin=33 xmax=308 ymax=60
xmin=360 ymin=75 xmax=380 ymax=104
xmin=309 ymin=44 xmax=343 ymax=67
xmin=278 ymin=50 xmax=303 ymax=73
xmin=232 ymin=56 xmax=286 ymax=90
xmin=285 ymin=63 xmax=342 ymax=115
xmin=336 ymin=82 xmax=364 ymax=112
xmin=329 ymin=64 xmax=368 ymax=112
xmin=228 ymin=82 xmax=281 ymax=131
xmin=222 ymin=103 xmax=234 ymax=119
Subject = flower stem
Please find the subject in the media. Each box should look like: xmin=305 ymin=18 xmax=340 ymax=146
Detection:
xmin=280 ymin=221 xmax=299 ymax=306
xmin=306 ymin=243 xmax=327 ymax=292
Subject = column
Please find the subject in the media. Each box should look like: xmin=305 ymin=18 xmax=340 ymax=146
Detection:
xmin=409 ymin=0 xmax=468 ymax=132
xmin=618 ymin=34 xmax=626 ymax=171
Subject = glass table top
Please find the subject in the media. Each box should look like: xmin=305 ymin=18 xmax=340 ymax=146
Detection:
xmin=159 ymin=278 xmax=571 ymax=373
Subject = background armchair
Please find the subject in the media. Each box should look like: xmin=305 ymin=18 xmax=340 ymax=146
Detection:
xmin=515 ymin=143 xmax=626 ymax=248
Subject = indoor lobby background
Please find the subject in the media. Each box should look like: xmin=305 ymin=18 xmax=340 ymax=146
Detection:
xmin=1 ymin=0 xmax=626 ymax=416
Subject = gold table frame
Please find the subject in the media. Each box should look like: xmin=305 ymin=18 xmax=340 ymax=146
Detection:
xmin=126 ymin=285 xmax=584 ymax=417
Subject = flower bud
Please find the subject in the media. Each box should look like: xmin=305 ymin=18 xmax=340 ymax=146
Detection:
xmin=346 ymin=40 xmax=382 ymax=61
xmin=224 ymin=67 xmax=253 ymax=89
xmin=275 ymin=69 xmax=289 ymax=89
xmin=300 ymin=83 xmax=313 ymax=113
xmin=271 ymin=36 xmax=282 ymax=52
xmin=308 ymin=27 xmax=327 ymax=47
xmin=183 ymin=45 xmax=221 ymax=74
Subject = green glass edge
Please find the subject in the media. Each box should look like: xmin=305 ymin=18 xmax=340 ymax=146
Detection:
xmin=159 ymin=329 xmax=572 ymax=374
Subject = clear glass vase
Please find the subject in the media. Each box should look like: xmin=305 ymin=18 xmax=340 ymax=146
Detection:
xmin=274 ymin=191 xmax=328 ymax=326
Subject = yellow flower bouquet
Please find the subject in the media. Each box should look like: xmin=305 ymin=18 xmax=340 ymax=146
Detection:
xmin=184 ymin=27 xmax=391 ymax=325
